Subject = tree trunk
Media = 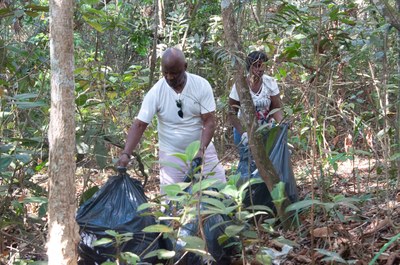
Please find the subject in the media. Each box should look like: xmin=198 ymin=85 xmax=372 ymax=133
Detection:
xmin=47 ymin=0 xmax=80 ymax=264
xmin=149 ymin=0 xmax=160 ymax=86
xmin=396 ymin=0 xmax=400 ymax=185
xmin=371 ymin=0 xmax=400 ymax=31
xmin=220 ymin=0 xmax=293 ymax=230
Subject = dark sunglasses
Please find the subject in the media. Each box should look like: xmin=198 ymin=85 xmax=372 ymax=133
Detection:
xmin=176 ymin=99 xmax=183 ymax=118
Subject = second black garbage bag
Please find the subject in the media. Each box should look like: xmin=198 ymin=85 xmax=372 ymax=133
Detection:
xmin=236 ymin=124 xmax=299 ymax=210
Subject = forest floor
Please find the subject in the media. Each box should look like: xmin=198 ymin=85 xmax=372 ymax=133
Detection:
xmin=1 ymin=148 xmax=400 ymax=265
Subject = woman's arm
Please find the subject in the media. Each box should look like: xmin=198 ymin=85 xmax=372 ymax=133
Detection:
xmin=270 ymin=95 xmax=284 ymax=123
xmin=228 ymin=97 xmax=245 ymax=135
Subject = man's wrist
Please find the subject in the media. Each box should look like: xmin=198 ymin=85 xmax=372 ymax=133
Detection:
xmin=121 ymin=152 xmax=131 ymax=159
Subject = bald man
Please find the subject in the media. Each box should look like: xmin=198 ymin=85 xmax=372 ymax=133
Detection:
xmin=118 ymin=48 xmax=226 ymax=192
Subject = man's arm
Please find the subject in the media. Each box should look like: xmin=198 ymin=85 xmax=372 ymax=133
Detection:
xmin=118 ymin=119 xmax=148 ymax=167
xmin=197 ymin=111 xmax=216 ymax=158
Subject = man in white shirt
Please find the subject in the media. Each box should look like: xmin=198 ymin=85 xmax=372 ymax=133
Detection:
xmin=118 ymin=47 xmax=225 ymax=192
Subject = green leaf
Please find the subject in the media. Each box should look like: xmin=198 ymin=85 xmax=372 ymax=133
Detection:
xmin=76 ymin=94 xmax=88 ymax=106
xmin=181 ymin=236 xmax=205 ymax=249
xmin=10 ymin=93 xmax=39 ymax=100
xmin=83 ymin=16 xmax=104 ymax=33
xmin=171 ymin=153 xmax=188 ymax=163
xmin=217 ymin=234 xmax=230 ymax=245
xmin=137 ymin=202 xmax=158 ymax=212
xmin=0 ymin=8 xmax=13 ymax=17
xmin=23 ymin=196 xmax=48 ymax=204
xmin=0 ymin=155 xmax=13 ymax=170
xmin=264 ymin=127 xmax=280 ymax=154
xmin=255 ymin=253 xmax=272 ymax=265
xmin=92 ymin=237 xmax=113 ymax=246
xmin=285 ymin=199 xmax=321 ymax=213
xmin=293 ymin=34 xmax=306 ymax=40
xmin=320 ymin=202 xmax=335 ymax=211
xmin=192 ymin=178 xmax=219 ymax=193
xmin=105 ymin=230 xmax=120 ymax=237
xmin=94 ymin=138 xmax=107 ymax=169
xmin=163 ymin=183 xmax=190 ymax=197
xmin=202 ymin=189 xmax=225 ymax=199
xmin=340 ymin=18 xmax=356 ymax=26
xmin=201 ymin=197 xmax=226 ymax=210
xmin=25 ymin=11 xmax=40 ymax=17
xmin=79 ymin=186 xmax=99 ymax=205
xmin=142 ymin=224 xmax=173 ymax=233
xmin=26 ymin=4 xmax=49 ymax=12
xmin=120 ymin=252 xmax=140 ymax=263
xmin=16 ymin=153 xmax=31 ymax=164
xmin=225 ymin=225 xmax=245 ymax=237
xmin=185 ymin=248 xmax=215 ymax=261
xmin=273 ymin=237 xmax=300 ymax=248
xmin=12 ymin=101 xmax=47 ymax=109
xmin=144 ymin=249 xmax=176 ymax=260
xmin=369 ymin=233 xmax=400 ymax=265
xmin=185 ymin=140 xmax=200 ymax=161
xmin=223 ymin=205 xmax=239 ymax=215
xmin=221 ymin=184 xmax=239 ymax=198
xmin=245 ymin=211 xmax=272 ymax=219
xmin=271 ymin=182 xmax=286 ymax=207
xmin=156 ymin=160 xmax=185 ymax=172
xmin=241 ymin=230 xmax=258 ymax=239
xmin=246 ymin=205 xmax=274 ymax=213
xmin=390 ymin=152 xmax=400 ymax=161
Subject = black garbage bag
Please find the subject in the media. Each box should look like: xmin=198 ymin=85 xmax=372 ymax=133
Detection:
xmin=161 ymin=207 xmax=236 ymax=265
xmin=76 ymin=167 xmax=159 ymax=265
xmin=237 ymin=124 xmax=298 ymax=210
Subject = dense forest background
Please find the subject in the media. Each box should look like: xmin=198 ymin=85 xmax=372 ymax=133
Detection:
xmin=1 ymin=0 xmax=400 ymax=264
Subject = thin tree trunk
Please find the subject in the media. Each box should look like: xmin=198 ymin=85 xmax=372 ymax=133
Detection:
xmin=47 ymin=0 xmax=80 ymax=264
xmin=396 ymin=0 xmax=400 ymax=186
xmin=220 ymin=0 xmax=293 ymax=230
xmin=149 ymin=0 xmax=160 ymax=86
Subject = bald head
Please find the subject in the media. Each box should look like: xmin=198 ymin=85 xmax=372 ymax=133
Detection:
xmin=162 ymin=48 xmax=186 ymax=66
xmin=161 ymin=48 xmax=187 ymax=91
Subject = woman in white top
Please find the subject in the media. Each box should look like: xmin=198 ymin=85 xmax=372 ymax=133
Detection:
xmin=228 ymin=50 xmax=284 ymax=147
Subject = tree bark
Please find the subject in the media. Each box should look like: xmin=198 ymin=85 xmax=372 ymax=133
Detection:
xmin=47 ymin=0 xmax=80 ymax=264
xmin=221 ymin=0 xmax=293 ymax=230
xmin=396 ymin=0 xmax=400 ymax=185
xmin=149 ymin=0 xmax=160 ymax=86
xmin=371 ymin=0 xmax=400 ymax=31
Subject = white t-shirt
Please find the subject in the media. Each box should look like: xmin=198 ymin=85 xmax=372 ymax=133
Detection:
xmin=137 ymin=72 xmax=216 ymax=154
xmin=229 ymin=74 xmax=279 ymax=125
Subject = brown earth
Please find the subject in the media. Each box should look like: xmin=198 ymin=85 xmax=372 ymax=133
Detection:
xmin=1 ymin=149 xmax=399 ymax=265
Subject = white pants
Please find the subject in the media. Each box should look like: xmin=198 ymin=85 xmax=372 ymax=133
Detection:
xmin=159 ymin=142 xmax=226 ymax=193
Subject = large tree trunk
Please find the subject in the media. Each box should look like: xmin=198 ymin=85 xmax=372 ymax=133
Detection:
xmin=47 ymin=0 xmax=80 ymax=264
xmin=220 ymin=0 xmax=293 ymax=229
xmin=396 ymin=0 xmax=400 ymax=185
